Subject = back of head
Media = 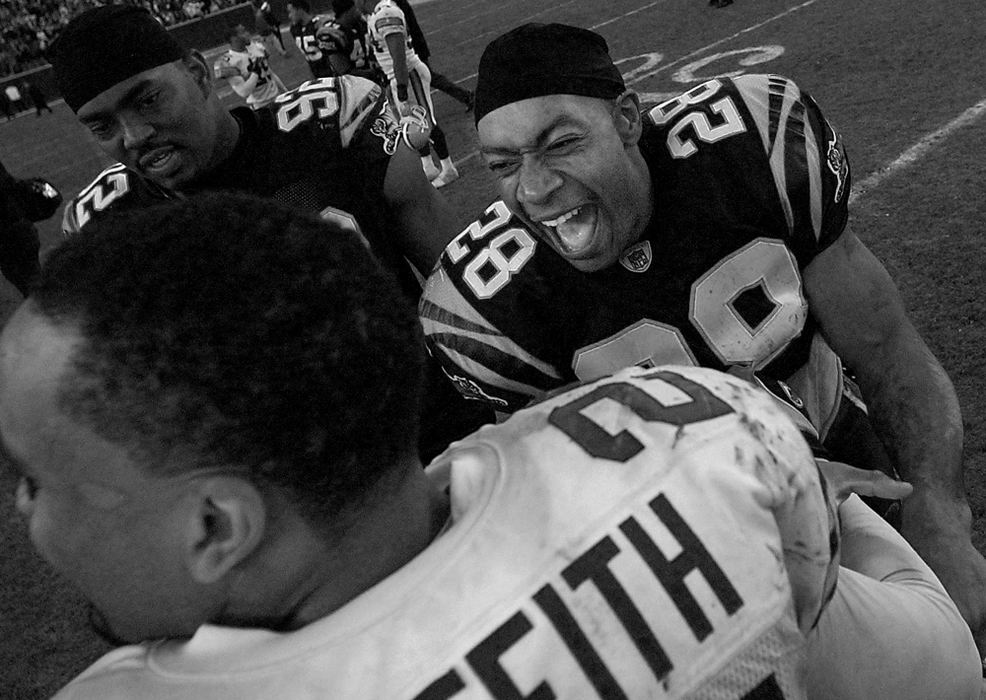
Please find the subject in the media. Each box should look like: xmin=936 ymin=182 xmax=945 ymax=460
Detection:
xmin=49 ymin=5 xmax=186 ymax=113
xmin=31 ymin=192 xmax=425 ymax=524
xmin=473 ymin=22 xmax=626 ymax=125
xmin=290 ymin=0 xmax=312 ymax=14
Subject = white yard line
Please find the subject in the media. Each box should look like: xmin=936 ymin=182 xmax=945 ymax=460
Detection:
xmin=850 ymin=97 xmax=986 ymax=204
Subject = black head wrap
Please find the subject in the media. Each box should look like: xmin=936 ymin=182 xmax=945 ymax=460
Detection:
xmin=474 ymin=23 xmax=626 ymax=125
xmin=50 ymin=6 xmax=186 ymax=113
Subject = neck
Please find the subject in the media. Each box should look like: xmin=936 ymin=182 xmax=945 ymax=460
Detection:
xmin=196 ymin=107 xmax=242 ymax=188
xmin=223 ymin=457 xmax=446 ymax=631
xmin=628 ymin=146 xmax=655 ymax=244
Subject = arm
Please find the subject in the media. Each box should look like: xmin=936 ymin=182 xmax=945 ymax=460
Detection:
xmin=803 ymin=228 xmax=986 ymax=647
xmin=384 ymin=32 xmax=410 ymax=111
xmin=382 ymin=138 xmax=457 ymax=275
xmin=227 ymin=70 xmax=259 ymax=99
xmin=806 ymin=495 xmax=981 ymax=700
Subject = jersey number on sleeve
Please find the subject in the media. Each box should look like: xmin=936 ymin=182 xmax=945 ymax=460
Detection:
xmin=446 ymin=200 xmax=536 ymax=299
xmin=74 ymin=171 xmax=129 ymax=229
xmin=548 ymin=370 xmax=733 ymax=462
xmin=276 ymin=83 xmax=340 ymax=132
xmin=647 ymin=79 xmax=747 ymax=159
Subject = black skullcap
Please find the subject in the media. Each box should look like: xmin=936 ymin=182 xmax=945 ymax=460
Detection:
xmin=50 ymin=6 xmax=186 ymax=112
xmin=474 ymin=23 xmax=626 ymax=125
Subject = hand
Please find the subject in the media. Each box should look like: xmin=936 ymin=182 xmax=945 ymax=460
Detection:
xmin=396 ymin=100 xmax=413 ymax=118
xmin=816 ymin=458 xmax=913 ymax=504
xmin=901 ymin=489 xmax=986 ymax=654
xmin=399 ymin=105 xmax=432 ymax=151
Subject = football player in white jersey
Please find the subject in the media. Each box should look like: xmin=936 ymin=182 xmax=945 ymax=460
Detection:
xmin=358 ymin=0 xmax=459 ymax=188
xmin=8 ymin=193 xmax=978 ymax=700
xmin=215 ymin=23 xmax=286 ymax=110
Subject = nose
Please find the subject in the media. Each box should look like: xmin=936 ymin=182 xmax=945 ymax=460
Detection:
xmin=120 ymin=116 xmax=154 ymax=151
xmin=515 ymin=157 xmax=563 ymax=207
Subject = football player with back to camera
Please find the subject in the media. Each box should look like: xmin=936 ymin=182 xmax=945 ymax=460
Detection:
xmin=49 ymin=5 xmax=492 ymax=461
xmin=359 ymin=0 xmax=460 ymax=188
xmin=4 ymin=192 xmax=978 ymax=699
xmin=313 ymin=0 xmax=379 ymax=83
xmin=390 ymin=0 xmax=474 ymax=111
xmin=287 ymin=0 xmax=334 ymax=79
xmin=420 ymin=22 xmax=986 ymax=651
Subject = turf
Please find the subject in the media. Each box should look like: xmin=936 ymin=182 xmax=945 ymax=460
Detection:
xmin=1 ymin=0 xmax=985 ymax=695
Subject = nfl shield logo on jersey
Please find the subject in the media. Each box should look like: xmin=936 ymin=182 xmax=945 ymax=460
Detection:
xmin=619 ymin=241 xmax=653 ymax=273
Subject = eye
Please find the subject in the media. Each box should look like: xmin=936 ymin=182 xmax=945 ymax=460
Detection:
xmin=136 ymin=89 xmax=161 ymax=110
xmin=86 ymin=121 xmax=115 ymax=139
xmin=487 ymin=159 xmax=519 ymax=178
xmin=546 ymin=136 xmax=579 ymax=153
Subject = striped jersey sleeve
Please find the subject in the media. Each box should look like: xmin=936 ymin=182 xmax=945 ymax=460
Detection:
xmin=730 ymin=73 xmax=850 ymax=253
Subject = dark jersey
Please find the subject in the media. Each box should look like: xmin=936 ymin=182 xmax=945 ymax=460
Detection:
xmin=420 ymin=74 xmax=852 ymax=437
xmin=63 ymin=74 xmax=493 ymax=457
xmin=64 ymin=75 xmax=416 ymax=296
xmin=290 ymin=16 xmax=333 ymax=78
xmin=315 ymin=16 xmax=374 ymax=79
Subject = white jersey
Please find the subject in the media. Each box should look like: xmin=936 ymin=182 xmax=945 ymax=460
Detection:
xmin=52 ymin=367 xmax=838 ymax=699
xmin=220 ymin=41 xmax=284 ymax=108
xmin=363 ymin=0 xmax=425 ymax=82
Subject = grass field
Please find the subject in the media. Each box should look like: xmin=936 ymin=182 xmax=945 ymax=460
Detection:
xmin=1 ymin=0 xmax=985 ymax=696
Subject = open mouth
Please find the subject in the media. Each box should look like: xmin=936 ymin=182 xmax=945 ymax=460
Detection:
xmin=139 ymin=148 xmax=180 ymax=178
xmin=539 ymin=204 xmax=598 ymax=256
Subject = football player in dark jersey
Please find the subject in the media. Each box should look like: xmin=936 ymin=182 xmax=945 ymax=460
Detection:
xmin=311 ymin=0 xmax=379 ymax=83
xmin=252 ymin=0 xmax=288 ymax=57
xmin=420 ymin=22 xmax=986 ymax=650
xmin=49 ymin=5 xmax=492 ymax=461
xmin=286 ymin=0 xmax=333 ymax=79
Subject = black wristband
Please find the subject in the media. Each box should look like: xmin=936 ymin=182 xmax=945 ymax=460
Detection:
xmin=396 ymin=83 xmax=408 ymax=101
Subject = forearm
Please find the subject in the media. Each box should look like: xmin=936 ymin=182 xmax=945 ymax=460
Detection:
xmin=229 ymin=73 xmax=258 ymax=98
xmin=383 ymin=145 xmax=457 ymax=274
xmin=852 ymin=326 xmax=964 ymax=501
xmin=385 ymin=34 xmax=409 ymax=94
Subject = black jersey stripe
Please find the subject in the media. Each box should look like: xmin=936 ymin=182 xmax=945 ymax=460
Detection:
xmin=429 ymin=331 xmax=561 ymax=402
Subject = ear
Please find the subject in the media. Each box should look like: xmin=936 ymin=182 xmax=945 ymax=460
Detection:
xmin=184 ymin=476 xmax=267 ymax=585
xmin=612 ymin=90 xmax=644 ymax=147
xmin=184 ymin=51 xmax=213 ymax=97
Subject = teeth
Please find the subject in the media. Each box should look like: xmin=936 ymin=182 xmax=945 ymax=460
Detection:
xmin=542 ymin=207 xmax=580 ymax=228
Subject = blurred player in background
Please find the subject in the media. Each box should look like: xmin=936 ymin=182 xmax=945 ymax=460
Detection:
xmin=252 ymin=0 xmax=288 ymax=56
xmin=391 ymin=0 xmax=473 ymax=112
xmin=215 ymin=24 xmax=286 ymax=111
xmin=314 ymin=0 xmax=378 ymax=82
xmin=422 ymin=21 xmax=986 ymax=648
xmin=359 ymin=0 xmax=459 ymax=188
xmin=6 ymin=193 xmax=977 ymax=700
xmin=287 ymin=0 xmax=333 ymax=79
xmin=50 ymin=5 xmax=491 ymax=460
xmin=0 ymin=158 xmax=60 ymax=296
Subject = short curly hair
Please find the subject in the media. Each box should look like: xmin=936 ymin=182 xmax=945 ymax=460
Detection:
xmin=32 ymin=192 xmax=425 ymax=523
